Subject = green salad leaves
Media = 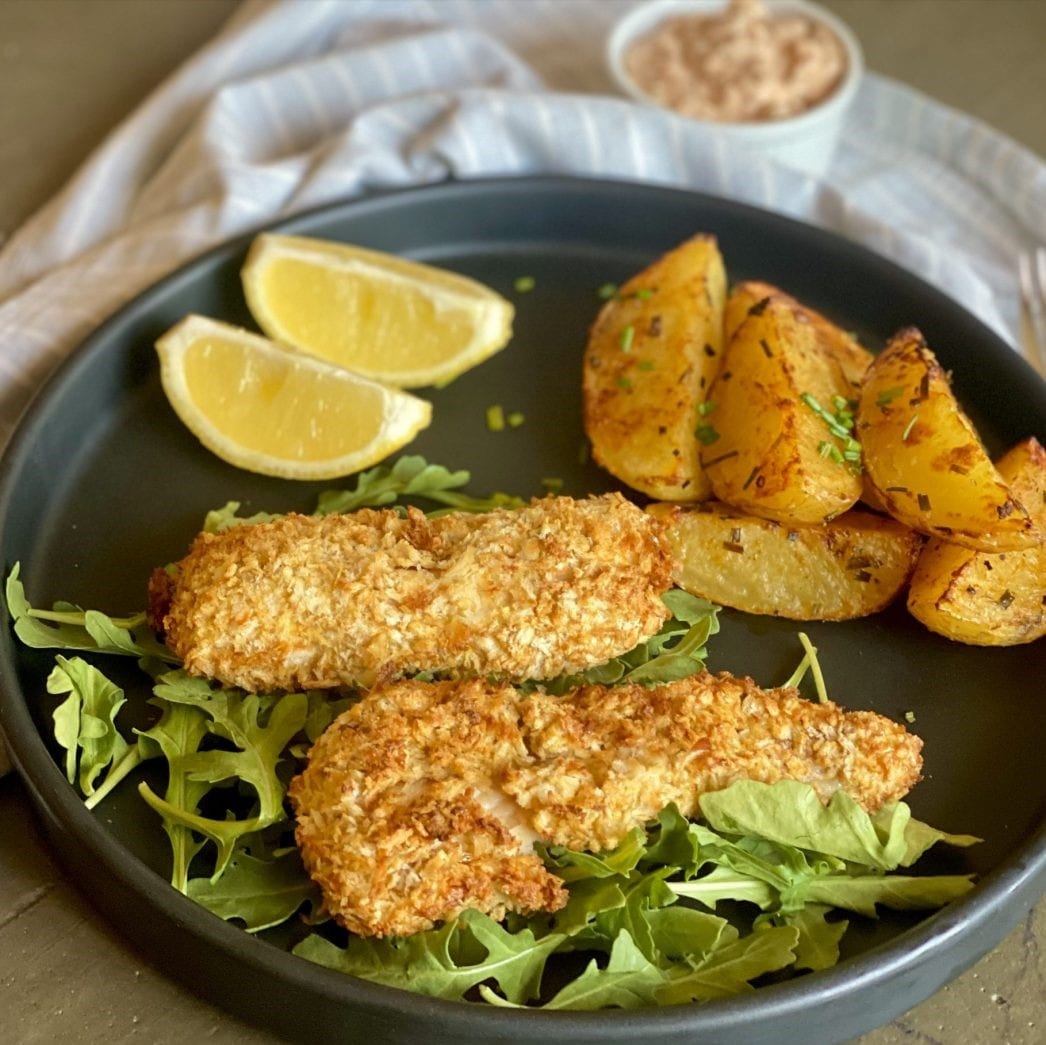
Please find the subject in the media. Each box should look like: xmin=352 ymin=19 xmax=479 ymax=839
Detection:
xmin=294 ymin=788 xmax=975 ymax=1006
xmin=3 ymin=455 xmax=980 ymax=1011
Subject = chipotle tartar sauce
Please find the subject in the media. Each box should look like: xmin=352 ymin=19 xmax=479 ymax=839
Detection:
xmin=625 ymin=0 xmax=847 ymax=122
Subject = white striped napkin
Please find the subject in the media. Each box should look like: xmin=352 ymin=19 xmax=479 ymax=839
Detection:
xmin=1 ymin=0 xmax=1044 ymax=775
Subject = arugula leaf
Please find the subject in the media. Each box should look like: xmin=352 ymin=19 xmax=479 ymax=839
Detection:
xmin=295 ymin=910 xmax=565 ymax=1004
xmin=644 ymin=904 xmax=734 ymax=959
xmin=186 ymin=845 xmax=320 ymax=932
xmin=541 ymin=827 xmax=647 ymax=882
xmin=6 ymin=564 xmax=176 ymax=663
xmin=138 ymin=784 xmax=270 ymax=883
xmin=654 ymin=925 xmax=799 ymax=1004
xmin=202 ymin=456 xmax=525 ymax=534
xmin=801 ymin=872 xmax=976 ymax=916
xmin=670 ymin=865 xmax=777 ymax=911
xmin=202 ymin=501 xmax=277 ymax=534
xmin=539 ymin=593 xmax=720 ymax=694
xmin=667 ymin=782 xmax=976 ymax=949
xmin=509 ymin=930 xmax=662 ymax=1010
xmin=47 ymin=655 xmax=134 ymax=799
xmin=699 ymin=780 xmax=979 ymax=872
xmin=314 ymin=455 xmax=524 ymax=516
xmin=546 ymin=877 xmax=629 ymax=935
xmin=761 ymin=905 xmax=848 ymax=971
xmin=133 ymin=698 xmax=212 ymax=891
xmin=137 ymin=672 xmax=309 ymax=882
xmin=638 ymin=803 xmax=702 ymax=876
xmin=584 ymin=868 xmax=677 ymax=962
xmin=153 ymin=672 xmax=308 ymax=827
xmin=302 ymin=690 xmax=357 ymax=745
xmin=872 ymin=802 xmax=982 ymax=867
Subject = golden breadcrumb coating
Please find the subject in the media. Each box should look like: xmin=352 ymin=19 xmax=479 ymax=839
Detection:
xmin=153 ymin=494 xmax=674 ymax=692
xmin=290 ymin=674 xmax=922 ymax=937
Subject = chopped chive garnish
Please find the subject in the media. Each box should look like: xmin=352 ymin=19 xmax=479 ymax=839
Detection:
xmin=541 ymin=477 xmax=564 ymax=493
xmin=698 ymin=400 xmax=717 ymax=416
xmin=485 ymin=405 xmax=505 ymax=432
xmin=619 ymin=325 xmax=635 ymax=352
xmin=507 ymin=411 xmax=525 ymax=428
xmin=803 ymin=392 xmax=862 ymax=470
xmin=616 ymin=376 xmax=633 ymax=391
xmin=597 ymin=282 xmax=618 ymax=300
xmin=637 ymin=359 xmax=656 ymax=371
xmin=634 ymin=287 xmax=655 ymax=300
xmin=801 ymin=394 xmax=851 ymax=438
xmin=902 ymin=415 xmax=918 ymax=441
xmin=904 ymin=710 xmax=916 ymax=723
xmin=819 ymin=441 xmax=844 ymax=464
xmin=513 ymin=275 xmax=536 ymax=293
xmin=696 ymin=424 xmax=720 ymax=446
xmin=877 ymin=386 xmax=904 ymax=409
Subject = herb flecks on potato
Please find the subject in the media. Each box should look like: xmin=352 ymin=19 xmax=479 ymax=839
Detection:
xmin=582 ymin=234 xmax=726 ymax=501
xmin=702 ymin=294 xmax=862 ymax=525
xmin=724 ymin=281 xmax=873 ymax=394
xmin=857 ymin=328 xmax=1040 ymax=551
xmin=650 ymin=501 xmax=921 ymax=621
xmin=907 ymin=437 xmax=1046 ymax=645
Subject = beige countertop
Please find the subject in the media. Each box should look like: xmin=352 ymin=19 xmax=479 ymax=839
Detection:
xmin=0 ymin=1 xmax=1043 ymax=1042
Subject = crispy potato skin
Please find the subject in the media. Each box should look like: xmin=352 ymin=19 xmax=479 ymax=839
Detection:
xmin=857 ymin=328 xmax=1040 ymax=551
xmin=907 ymin=437 xmax=1046 ymax=644
xmin=582 ymin=234 xmax=726 ymax=501
xmin=725 ymin=281 xmax=873 ymax=393
xmin=702 ymin=296 xmax=862 ymax=524
xmin=650 ymin=501 xmax=921 ymax=620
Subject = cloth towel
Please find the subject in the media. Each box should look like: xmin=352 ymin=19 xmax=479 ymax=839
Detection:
xmin=1 ymin=0 xmax=1044 ymax=776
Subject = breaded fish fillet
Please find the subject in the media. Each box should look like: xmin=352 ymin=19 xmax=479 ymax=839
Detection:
xmin=290 ymin=673 xmax=922 ymax=937
xmin=151 ymin=494 xmax=674 ymax=693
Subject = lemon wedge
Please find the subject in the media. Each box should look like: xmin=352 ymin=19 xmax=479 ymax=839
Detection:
xmin=156 ymin=315 xmax=432 ymax=479
xmin=241 ymin=233 xmax=514 ymax=388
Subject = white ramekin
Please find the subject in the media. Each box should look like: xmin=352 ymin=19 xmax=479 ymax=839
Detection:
xmin=606 ymin=0 xmax=864 ymax=178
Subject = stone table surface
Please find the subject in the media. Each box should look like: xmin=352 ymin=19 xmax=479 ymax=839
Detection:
xmin=0 ymin=1 xmax=1043 ymax=1043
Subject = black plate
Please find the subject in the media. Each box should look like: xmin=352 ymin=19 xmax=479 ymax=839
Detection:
xmin=0 ymin=177 xmax=1043 ymax=1044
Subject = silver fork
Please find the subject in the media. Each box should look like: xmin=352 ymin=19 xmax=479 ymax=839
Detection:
xmin=1017 ymin=246 xmax=1046 ymax=377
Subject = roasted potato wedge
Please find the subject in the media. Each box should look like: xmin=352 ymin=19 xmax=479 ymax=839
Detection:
xmin=857 ymin=328 xmax=1040 ymax=550
xmin=702 ymin=295 xmax=862 ymax=525
xmin=649 ymin=501 xmax=922 ymax=620
xmin=725 ymin=280 xmax=873 ymax=393
xmin=582 ymin=234 xmax=726 ymax=501
xmin=907 ymin=437 xmax=1046 ymax=645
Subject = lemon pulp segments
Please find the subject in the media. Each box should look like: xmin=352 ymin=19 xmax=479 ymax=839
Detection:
xmin=156 ymin=315 xmax=432 ymax=479
xmin=181 ymin=334 xmax=388 ymax=459
xmin=242 ymin=234 xmax=514 ymax=388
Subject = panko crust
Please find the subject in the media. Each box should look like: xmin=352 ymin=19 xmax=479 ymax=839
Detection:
xmin=291 ymin=673 xmax=922 ymax=937
xmin=154 ymin=494 xmax=674 ymax=692
xmin=289 ymin=678 xmax=568 ymax=938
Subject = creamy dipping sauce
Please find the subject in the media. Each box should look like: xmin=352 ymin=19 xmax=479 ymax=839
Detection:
xmin=625 ymin=0 xmax=847 ymax=122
